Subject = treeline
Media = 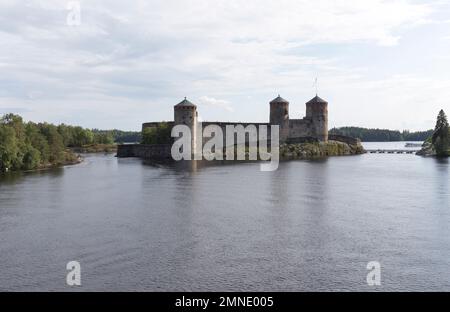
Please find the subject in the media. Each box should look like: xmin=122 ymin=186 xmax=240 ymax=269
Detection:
xmin=0 ymin=114 xmax=78 ymax=172
xmin=0 ymin=113 xmax=141 ymax=172
xmin=330 ymin=127 xmax=433 ymax=142
xmin=141 ymin=123 xmax=171 ymax=144
xmin=92 ymin=129 xmax=141 ymax=144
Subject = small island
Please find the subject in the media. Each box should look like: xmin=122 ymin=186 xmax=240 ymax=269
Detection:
xmin=417 ymin=110 xmax=450 ymax=158
xmin=118 ymin=95 xmax=365 ymax=161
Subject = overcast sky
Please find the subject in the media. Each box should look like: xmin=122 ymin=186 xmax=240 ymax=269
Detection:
xmin=1 ymin=0 xmax=450 ymax=131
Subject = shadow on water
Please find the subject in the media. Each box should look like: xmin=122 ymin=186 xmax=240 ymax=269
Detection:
xmin=0 ymin=171 xmax=23 ymax=185
xmin=434 ymin=157 xmax=449 ymax=165
xmin=432 ymin=156 xmax=449 ymax=200
xmin=141 ymin=156 xmax=332 ymax=174
xmin=142 ymin=158 xmax=267 ymax=173
xmin=142 ymin=159 xmax=201 ymax=172
xmin=0 ymin=167 xmax=64 ymax=185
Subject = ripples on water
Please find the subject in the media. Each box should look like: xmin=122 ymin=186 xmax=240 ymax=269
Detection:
xmin=0 ymin=145 xmax=449 ymax=291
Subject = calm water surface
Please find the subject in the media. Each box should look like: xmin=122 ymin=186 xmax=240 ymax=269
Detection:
xmin=0 ymin=142 xmax=449 ymax=291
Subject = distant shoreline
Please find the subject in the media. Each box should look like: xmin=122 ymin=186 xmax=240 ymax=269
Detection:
xmin=70 ymin=144 xmax=118 ymax=154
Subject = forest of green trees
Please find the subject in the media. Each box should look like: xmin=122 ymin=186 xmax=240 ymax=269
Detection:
xmin=330 ymin=127 xmax=433 ymax=142
xmin=141 ymin=123 xmax=172 ymax=145
xmin=92 ymin=129 xmax=141 ymax=144
xmin=0 ymin=114 xmax=140 ymax=172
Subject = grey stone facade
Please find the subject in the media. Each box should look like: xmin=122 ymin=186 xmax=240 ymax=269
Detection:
xmin=116 ymin=144 xmax=172 ymax=159
xmin=142 ymin=95 xmax=329 ymax=146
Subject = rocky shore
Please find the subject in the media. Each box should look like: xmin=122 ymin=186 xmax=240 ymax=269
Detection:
xmin=37 ymin=152 xmax=83 ymax=170
xmin=416 ymin=142 xmax=436 ymax=157
xmin=416 ymin=144 xmax=450 ymax=157
xmin=117 ymin=139 xmax=365 ymax=162
xmin=279 ymin=140 xmax=365 ymax=160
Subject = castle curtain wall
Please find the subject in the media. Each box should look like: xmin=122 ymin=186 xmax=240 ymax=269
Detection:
xmin=201 ymin=122 xmax=270 ymax=147
xmin=288 ymin=119 xmax=313 ymax=138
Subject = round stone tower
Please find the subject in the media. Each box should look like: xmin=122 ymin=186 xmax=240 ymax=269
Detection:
xmin=270 ymin=95 xmax=290 ymax=142
xmin=174 ymin=97 xmax=198 ymax=155
xmin=305 ymin=95 xmax=328 ymax=142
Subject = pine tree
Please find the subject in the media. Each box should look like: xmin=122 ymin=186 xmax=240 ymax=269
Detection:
xmin=432 ymin=110 xmax=449 ymax=157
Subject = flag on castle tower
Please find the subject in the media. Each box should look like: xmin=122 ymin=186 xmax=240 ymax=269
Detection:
xmin=313 ymin=77 xmax=318 ymax=96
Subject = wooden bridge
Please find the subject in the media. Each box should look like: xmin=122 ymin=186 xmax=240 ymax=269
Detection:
xmin=366 ymin=149 xmax=417 ymax=154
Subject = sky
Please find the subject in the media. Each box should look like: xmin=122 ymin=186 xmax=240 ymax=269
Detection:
xmin=1 ymin=0 xmax=450 ymax=131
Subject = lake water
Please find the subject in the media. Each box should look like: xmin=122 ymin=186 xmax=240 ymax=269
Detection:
xmin=0 ymin=142 xmax=449 ymax=291
xmin=362 ymin=141 xmax=424 ymax=151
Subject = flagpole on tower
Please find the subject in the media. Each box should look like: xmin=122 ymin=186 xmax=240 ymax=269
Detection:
xmin=314 ymin=77 xmax=318 ymax=96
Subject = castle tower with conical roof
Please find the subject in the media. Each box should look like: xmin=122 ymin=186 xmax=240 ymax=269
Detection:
xmin=305 ymin=95 xmax=328 ymax=142
xmin=174 ymin=97 xmax=198 ymax=155
xmin=269 ymin=95 xmax=290 ymax=142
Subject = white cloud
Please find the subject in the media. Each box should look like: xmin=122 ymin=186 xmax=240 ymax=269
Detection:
xmin=197 ymin=96 xmax=234 ymax=112
xmin=0 ymin=0 xmax=447 ymax=130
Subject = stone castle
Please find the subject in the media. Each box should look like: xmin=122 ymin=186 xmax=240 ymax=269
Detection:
xmin=268 ymin=95 xmax=328 ymax=142
xmin=117 ymin=94 xmax=361 ymax=159
xmin=142 ymin=95 xmax=329 ymax=147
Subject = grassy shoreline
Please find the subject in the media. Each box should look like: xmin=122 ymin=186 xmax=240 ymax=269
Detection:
xmin=1 ymin=144 xmax=118 ymax=174
xmin=32 ymin=152 xmax=83 ymax=172
xmin=2 ymin=150 xmax=83 ymax=174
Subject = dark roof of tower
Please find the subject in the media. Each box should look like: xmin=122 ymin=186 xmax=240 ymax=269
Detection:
xmin=306 ymin=95 xmax=327 ymax=104
xmin=175 ymin=97 xmax=196 ymax=108
xmin=270 ymin=95 xmax=289 ymax=104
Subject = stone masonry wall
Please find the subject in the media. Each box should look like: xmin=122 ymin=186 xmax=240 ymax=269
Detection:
xmin=201 ymin=122 xmax=270 ymax=147
xmin=288 ymin=118 xmax=313 ymax=138
xmin=117 ymin=144 xmax=172 ymax=159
